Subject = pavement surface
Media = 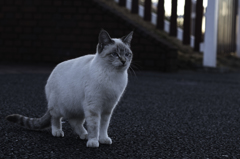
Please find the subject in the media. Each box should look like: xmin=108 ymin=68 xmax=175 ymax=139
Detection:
xmin=1 ymin=67 xmax=240 ymax=158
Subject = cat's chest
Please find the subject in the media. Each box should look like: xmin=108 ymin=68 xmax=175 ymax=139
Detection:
xmin=92 ymin=73 xmax=127 ymax=100
xmin=107 ymin=80 xmax=126 ymax=96
xmin=102 ymin=76 xmax=127 ymax=96
xmin=100 ymin=79 xmax=127 ymax=110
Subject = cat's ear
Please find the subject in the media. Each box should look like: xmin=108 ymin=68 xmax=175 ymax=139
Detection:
xmin=121 ymin=31 xmax=133 ymax=46
xmin=98 ymin=29 xmax=114 ymax=46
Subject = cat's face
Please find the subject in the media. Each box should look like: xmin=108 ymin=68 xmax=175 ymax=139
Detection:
xmin=97 ymin=30 xmax=133 ymax=71
xmin=99 ymin=39 xmax=133 ymax=70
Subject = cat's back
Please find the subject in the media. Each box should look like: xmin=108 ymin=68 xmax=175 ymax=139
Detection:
xmin=50 ymin=54 xmax=94 ymax=77
xmin=55 ymin=54 xmax=94 ymax=73
xmin=45 ymin=54 xmax=95 ymax=94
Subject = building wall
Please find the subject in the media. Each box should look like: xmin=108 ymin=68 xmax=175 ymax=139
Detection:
xmin=0 ymin=0 xmax=178 ymax=72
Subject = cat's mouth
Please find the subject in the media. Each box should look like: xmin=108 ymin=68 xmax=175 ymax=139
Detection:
xmin=116 ymin=63 xmax=128 ymax=69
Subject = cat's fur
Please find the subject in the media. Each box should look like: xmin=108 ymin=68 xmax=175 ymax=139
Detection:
xmin=6 ymin=29 xmax=133 ymax=147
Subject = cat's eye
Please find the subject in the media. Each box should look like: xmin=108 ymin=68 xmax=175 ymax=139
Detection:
xmin=111 ymin=52 xmax=119 ymax=57
xmin=125 ymin=53 xmax=131 ymax=57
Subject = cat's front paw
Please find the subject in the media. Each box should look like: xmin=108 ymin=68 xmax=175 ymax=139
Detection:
xmin=86 ymin=139 xmax=99 ymax=147
xmin=52 ymin=129 xmax=64 ymax=137
xmin=99 ymin=137 xmax=112 ymax=145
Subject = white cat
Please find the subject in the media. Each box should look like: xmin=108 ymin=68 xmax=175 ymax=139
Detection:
xmin=6 ymin=29 xmax=133 ymax=147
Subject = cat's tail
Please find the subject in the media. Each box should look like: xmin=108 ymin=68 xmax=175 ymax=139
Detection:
xmin=5 ymin=110 xmax=51 ymax=130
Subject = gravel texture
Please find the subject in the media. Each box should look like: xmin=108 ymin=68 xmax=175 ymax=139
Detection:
xmin=1 ymin=71 xmax=240 ymax=158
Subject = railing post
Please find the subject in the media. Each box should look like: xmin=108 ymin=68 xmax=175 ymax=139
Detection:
xmin=203 ymin=0 xmax=219 ymax=67
xmin=119 ymin=0 xmax=126 ymax=7
xmin=237 ymin=0 xmax=240 ymax=57
xmin=131 ymin=0 xmax=139 ymax=14
xmin=169 ymin=0 xmax=177 ymax=36
xmin=156 ymin=0 xmax=165 ymax=30
xmin=183 ymin=0 xmax=192 ymax=45
xmin=144 ymin=0 xmax=152 ymax=21
xmin=194 ymin=0 xmax=203 ymax=51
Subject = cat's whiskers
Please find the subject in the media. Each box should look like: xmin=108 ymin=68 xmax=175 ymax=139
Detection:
xmin=131 ymin=61 xmax=142 ymax=70
xmin=129 ymin=66 xmax=137 ymax=78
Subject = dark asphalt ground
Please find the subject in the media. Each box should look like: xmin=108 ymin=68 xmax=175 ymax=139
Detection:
xmin=1 ymin=70 xmax=240 ymax=158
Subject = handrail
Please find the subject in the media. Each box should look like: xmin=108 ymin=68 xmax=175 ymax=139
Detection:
xmin=116 ymin=0 xmax=204 ymax=51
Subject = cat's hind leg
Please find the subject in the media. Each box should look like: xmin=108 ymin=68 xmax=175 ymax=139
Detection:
xmin=68 ymin=118 xmax=88 ymax=140
xmin=51 ymin=117 xmax=64 ymax=137
xmin=47 ymin=94 xmax=64 ymax=137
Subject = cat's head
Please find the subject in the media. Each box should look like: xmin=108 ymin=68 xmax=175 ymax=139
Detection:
xmin=96 ymin=29 xmax=133 ymax=71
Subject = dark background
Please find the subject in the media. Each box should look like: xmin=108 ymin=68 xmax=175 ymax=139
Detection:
xmin=0 ymin=0 xmax=178 ymax=72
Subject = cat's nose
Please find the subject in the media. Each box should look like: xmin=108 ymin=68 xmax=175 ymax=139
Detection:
xmin=121 ymin=61 xmax=126 ymax=65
